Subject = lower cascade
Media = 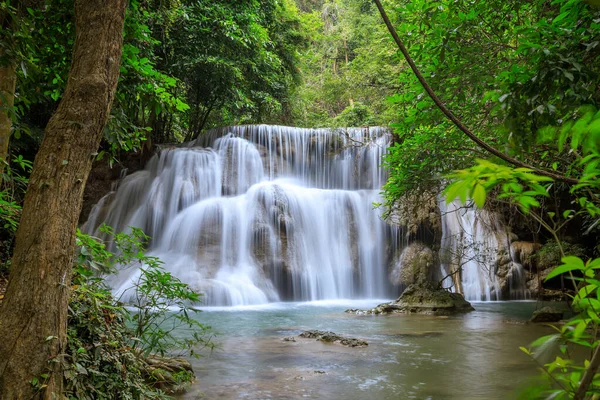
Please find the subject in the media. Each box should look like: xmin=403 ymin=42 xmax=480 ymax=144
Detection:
xmin=83 ymin=125 xmax=529 ymax=305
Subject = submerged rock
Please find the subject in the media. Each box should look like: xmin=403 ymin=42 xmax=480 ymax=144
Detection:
xmin=529 ymin=306 xmax=563 ymax=323
xmin=346 ymin=283 xmax=475 ymax=316
xmin=298 ymin=330 xmax=368 ymax=347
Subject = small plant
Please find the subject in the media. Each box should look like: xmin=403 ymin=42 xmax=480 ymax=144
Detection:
xmin=61 ymin=227 xmax=213 ymax=398
xmin=98 ymin=225 xmax=214 ymax=358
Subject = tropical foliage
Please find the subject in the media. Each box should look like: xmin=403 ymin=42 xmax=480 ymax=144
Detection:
xmin=61 ymin=227 xmax=212 ymax=399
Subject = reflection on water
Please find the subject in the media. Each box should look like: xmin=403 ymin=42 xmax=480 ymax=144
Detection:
xmin=179 ymin=301 xmax=562 ymax=400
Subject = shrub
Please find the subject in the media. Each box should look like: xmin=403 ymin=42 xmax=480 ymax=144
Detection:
xmin=57 ymin=228 xmax=212 ymax=398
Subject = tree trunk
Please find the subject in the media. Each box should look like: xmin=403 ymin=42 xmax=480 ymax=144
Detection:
xmin=0 ymin=0 xmax=126 ymax=398
xmin=0 ymin=52 xmax=16 ymax=175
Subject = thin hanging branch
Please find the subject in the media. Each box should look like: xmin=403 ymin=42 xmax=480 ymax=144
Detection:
xmin=372 ymin=0 xmax=578 ymax=185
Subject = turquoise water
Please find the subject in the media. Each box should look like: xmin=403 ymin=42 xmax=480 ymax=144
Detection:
xmin=180 ymin=300 xmax=563 ymax=400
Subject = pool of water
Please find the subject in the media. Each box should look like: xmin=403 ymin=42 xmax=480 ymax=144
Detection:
xmin=179 ymin=300 xmax=564 ymax=400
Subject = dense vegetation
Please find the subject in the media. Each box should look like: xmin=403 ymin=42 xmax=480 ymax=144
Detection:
xmin=1 ymin=0 xmax=600 ymax=398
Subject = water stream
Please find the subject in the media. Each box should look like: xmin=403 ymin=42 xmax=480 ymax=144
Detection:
xmin=178 ymin=300 xmax=560 ymax=400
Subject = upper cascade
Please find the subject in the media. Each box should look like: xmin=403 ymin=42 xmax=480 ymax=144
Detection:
xmin=83 ymin=124 xmax=529 ymax=305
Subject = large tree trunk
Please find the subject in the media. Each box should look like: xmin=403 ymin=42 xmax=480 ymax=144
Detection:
xmin=0 ymin=55 xmax=16 ymax=174
xmin=0 ymin=0 xmax=126 ymax=398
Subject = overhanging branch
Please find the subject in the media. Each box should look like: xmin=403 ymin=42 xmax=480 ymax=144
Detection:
xmin=372 ymin=0 xmax=578 ymax=185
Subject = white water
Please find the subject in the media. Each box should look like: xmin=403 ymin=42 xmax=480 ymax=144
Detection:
xmin=439 ymin=200 xmax=529 ymax=301
xmin=84 ymin=125 xmax=396 ymax=306
xmin=84 ymin=125 xmax=529 ymax=305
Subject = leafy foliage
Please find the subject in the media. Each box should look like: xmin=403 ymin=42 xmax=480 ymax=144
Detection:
xmin=291 ymin=0 xmax=402 ymax=127
xmin=98 ymin=225 xmax=213 ymax=358
xmin=1 ymin=0 xmax=305 ymax=172
xmin=60 ymin=228 xmax=213 ymax=399
xmin=446 ymin=108 xmax=600 ymax=397
xmin=380 ymin=0 xmax=600 ymax=208
xmin=66 ymin=267 xmax=167 ymax=399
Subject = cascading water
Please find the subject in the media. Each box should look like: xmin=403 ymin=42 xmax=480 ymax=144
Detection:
xmin=439 ymin=200 xmax=530 ymax=301
xmin=84 ymin=124 xmax=530 ymax=305
xmin=84 ymin=125 xmax=396 ymax=306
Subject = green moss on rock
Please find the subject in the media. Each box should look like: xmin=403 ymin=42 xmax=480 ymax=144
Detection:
xmin=346 ymin=283 xmax=475 ymax=316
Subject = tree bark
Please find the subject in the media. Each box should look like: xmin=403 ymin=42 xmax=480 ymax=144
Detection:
xmin=0 ymin=0 xmax=126 ymax=398
xmin=0 ymin=55 xmax=16 ymax=174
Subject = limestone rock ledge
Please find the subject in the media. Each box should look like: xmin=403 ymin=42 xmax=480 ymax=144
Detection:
xmin=346 ymin=283 xmax=475 ymax=316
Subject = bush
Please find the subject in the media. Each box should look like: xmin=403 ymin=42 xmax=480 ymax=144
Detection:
xmin=65 ymin=268 xmax=168 ymax=400
xmin=334 ymin=102 xmax=374 ymax=127
xmin=57 ymin=228 xmax=212 ymax=398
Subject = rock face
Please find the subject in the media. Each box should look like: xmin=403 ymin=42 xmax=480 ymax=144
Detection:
xmin=386 ymin=191 xmax=442 ymax=244
xmin=347 ymin=283 xmax=475 ymax=316
xmin=297 ymin=330 xmax=368 ymax=347
xmin=512 ymin=241 xmax=542 ymax=270
xmin=80 ymin=148 xmax=155 ymax=224
xmin=529 ymin=306 xmax=563 ymax=323
xmin=389 ymin=243 xmax=435 ymax=286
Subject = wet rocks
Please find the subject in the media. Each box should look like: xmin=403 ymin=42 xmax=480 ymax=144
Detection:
xmin=512 ymin=241 xmax=542 ymax=270
xmin=530 ymin=306 xmax=563 ymax=323
xmin=346 ymin=283 xmax=475 ymax=316
xmin=297 ymin=330 xmax=368 ymax=347
xmin=389 ymin=243 xmax=435 ymax=286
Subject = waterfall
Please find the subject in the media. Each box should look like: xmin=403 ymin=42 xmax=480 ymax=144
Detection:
xmin=84 ymin=125 xmax=395 ymax=306
xmin=439 ymin=200 xmax=530 ymax=301
xmin=84 ymin=124 xmax=529 ymax=305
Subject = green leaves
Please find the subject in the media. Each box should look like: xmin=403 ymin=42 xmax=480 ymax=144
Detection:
xmin=67 ymin=228 xmax=212 ymax=398
xmin=444 ymin=159 xmax=551 ymax=211
xmin=545 ymin=256 xmax=586 ymax=280
xmin=472 ymin=183 xmax=486 ymax=208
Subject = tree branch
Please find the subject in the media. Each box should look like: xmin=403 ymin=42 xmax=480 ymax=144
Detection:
xmin=372 ymin=0 xmax=578 ymax=184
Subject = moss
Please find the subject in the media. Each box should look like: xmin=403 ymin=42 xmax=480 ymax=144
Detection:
xmin=346 ymin=283 xmax=474 ymax=316
xmin=537 ymin=241 xmax=587 ymax=269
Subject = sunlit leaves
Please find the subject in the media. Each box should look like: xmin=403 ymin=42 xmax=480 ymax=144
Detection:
xmin=444 ymin=159 xmax=552 ymax=211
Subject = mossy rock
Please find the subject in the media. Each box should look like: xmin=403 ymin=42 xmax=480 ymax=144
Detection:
xmin=298 ymin=330 xmax=368 ymax=347
xmin=346 ymin=283 xmax=474 ymax=316
xmin=529 ymin=306 xmax=563 ymax=323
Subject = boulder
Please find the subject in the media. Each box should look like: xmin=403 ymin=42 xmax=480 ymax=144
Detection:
xmin=389 ymin=243 xmax=435 ymax=286
xmin=530 ymin=306 xmax=563 ymax=323
xmin=347 ymin=282 xmax=474 ymax=316
xmin=298 ymin=330 xmax=368 ymax=347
